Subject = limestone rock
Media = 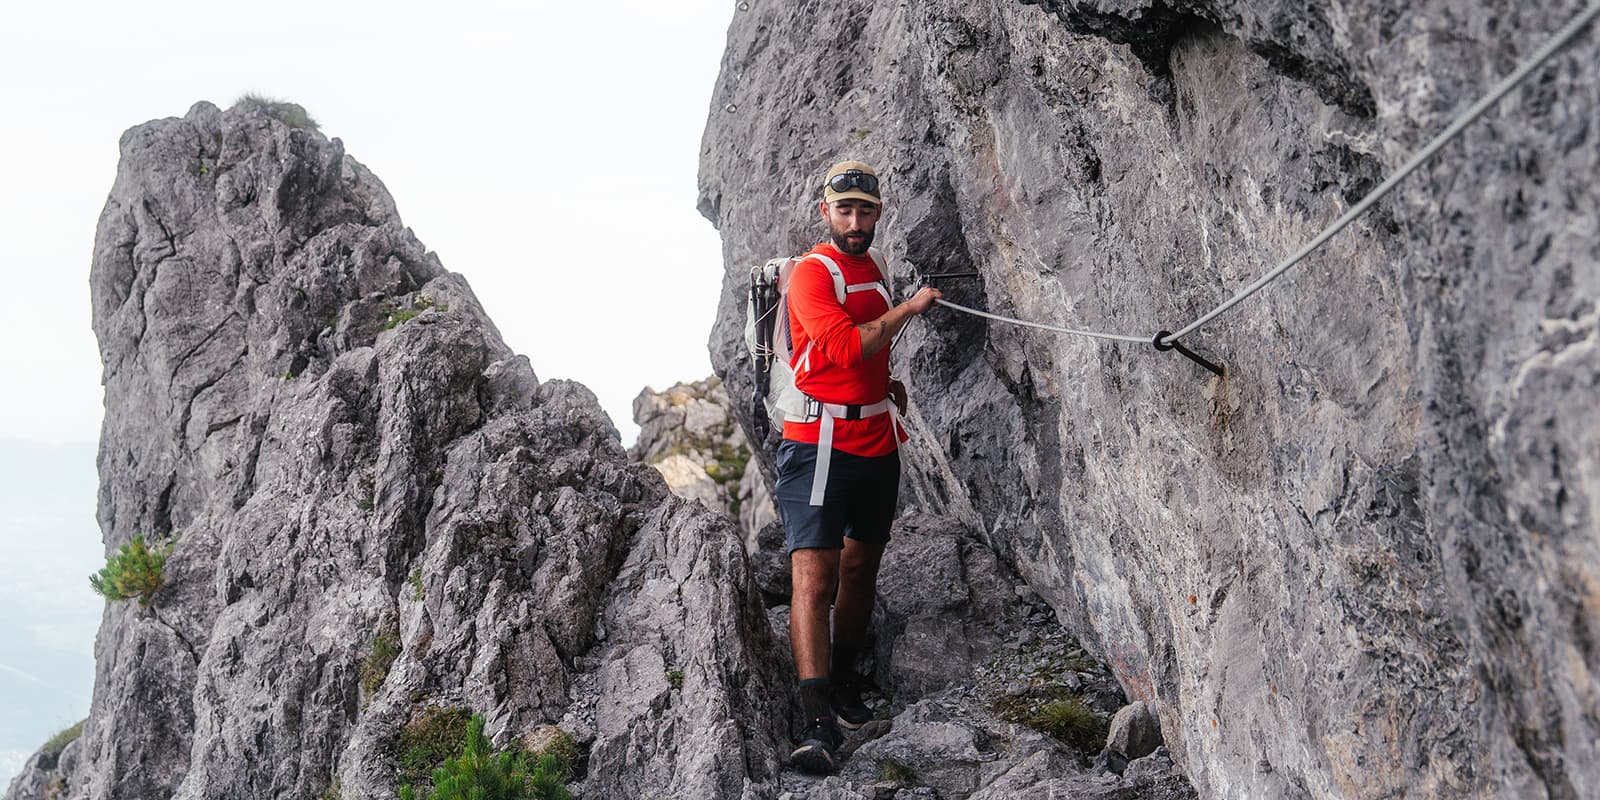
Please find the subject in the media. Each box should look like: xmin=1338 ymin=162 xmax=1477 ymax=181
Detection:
xmin=701 ymin=0 xmax=1600 ymax=796
xmin=748 ymin=519 xmax=792 ymax=603
xmin=5 ymin=101 xmax=788 ymax=800
xmin=1104 ymin=700 xmax=1165 ymax=762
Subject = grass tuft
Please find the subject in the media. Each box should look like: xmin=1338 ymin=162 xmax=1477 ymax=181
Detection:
xmin=875 ymin=757 xmax=917 ymax=785
xmin=396 ymin=706 xmax=474 ymax=790
xmin=382 ymin=295 xmax=445 ymax=331
xmin=359 ymin=626 xmax=401 ymax=698
xmin=530 ymin=729 xmax=579 ymax=782
xmin=233 ymin=93 xmax=320 ymax=130
xmin=38 ymin=720 xmax=85 ymax=770
xmin=995 ymin=691 xmax=1104 ymax=751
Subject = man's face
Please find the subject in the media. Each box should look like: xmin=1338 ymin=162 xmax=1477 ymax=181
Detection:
xmin=821 ymin=198 xmax=881 ymax=255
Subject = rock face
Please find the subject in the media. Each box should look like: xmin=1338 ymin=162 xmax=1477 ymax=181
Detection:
xmin=5 ymin=102 xmax=790 ymax=800
xmin=631 ymin=377 xmax=777 ymax=536
xmin=700 ymin=1 xmax=1599 ymax=798
xmin=631 ymin=378 xmax=785 ymax=602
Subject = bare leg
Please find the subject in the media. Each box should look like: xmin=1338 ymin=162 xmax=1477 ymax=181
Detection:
xmin=790 ymin=547 xmax=841 ymax=680
xmin=833 ymin=538 xmax=886 ymax=652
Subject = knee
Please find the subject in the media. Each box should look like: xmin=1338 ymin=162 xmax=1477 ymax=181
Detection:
xmin=791 ymin=564 xmax=839 ymax=605
xmin=838 ymin=559 xmax=877 ymax=587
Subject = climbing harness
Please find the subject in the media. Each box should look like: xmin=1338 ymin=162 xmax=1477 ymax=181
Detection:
xmin=927 ymin=0 xmax=1600 ymax=375
xmin=803 ymin=396 xmax=896 ymax=506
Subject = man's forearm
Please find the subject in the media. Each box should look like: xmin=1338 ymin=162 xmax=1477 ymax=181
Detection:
xmin=856 ymin=303 xmax=918 ymax=358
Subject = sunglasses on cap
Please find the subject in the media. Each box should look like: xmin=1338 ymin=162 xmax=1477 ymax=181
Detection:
xmin=827 ymin=170 xmax=879 ymax=195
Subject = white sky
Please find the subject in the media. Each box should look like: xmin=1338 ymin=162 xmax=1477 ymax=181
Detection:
xmin=0 ymin=0 xmax=737 ymax=447
xmin=0 ymin=0 xmax=736 ymax=782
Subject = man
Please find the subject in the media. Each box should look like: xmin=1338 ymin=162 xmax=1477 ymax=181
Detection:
xmin=776 ymin=160 xmax=942 ymax=774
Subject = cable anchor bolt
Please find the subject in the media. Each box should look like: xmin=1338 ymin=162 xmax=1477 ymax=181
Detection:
xmin=1153 ymin=331 xmax=1225 ymax=377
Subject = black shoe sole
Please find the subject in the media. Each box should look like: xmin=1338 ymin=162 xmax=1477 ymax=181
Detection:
xmin=790 ymin=742 xmax=836 ymax=774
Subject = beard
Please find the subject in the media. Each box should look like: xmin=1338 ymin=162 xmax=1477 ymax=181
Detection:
xmin=831 ymin=227 xmax=875 ymax=255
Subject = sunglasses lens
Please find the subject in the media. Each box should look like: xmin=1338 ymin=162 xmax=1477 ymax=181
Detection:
xmin=827 ymin=171 xmax=878 ymax=195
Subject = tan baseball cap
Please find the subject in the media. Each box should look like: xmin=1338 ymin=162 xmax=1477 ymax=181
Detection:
xmin=823 ymin=160 xmax=882 ymax=204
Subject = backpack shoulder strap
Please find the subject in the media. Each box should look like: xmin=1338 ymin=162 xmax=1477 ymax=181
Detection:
xmin=858 ymin=248 xmax=892 ymax=306
xmin=866 ymin=247 xmax=888 ymax=283
xmin=801 ymin=253 xmax=848 ymax=304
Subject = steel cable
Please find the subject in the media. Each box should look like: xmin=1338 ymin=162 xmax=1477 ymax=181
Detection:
xmin=922 ymin=1 xmax=1600 ymax=349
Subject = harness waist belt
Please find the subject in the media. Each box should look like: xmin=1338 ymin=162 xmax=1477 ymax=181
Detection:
xmin=803 ymin=397 xmax=890 ymax=421
xmin=790 ymin=396 xmax=895 ymax=507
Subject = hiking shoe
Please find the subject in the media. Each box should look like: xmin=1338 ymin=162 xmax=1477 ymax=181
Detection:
xmin=790 ymin=717 xmax=843 ymax=774
xmin=830 ymin=681 xmax=873 ymax=730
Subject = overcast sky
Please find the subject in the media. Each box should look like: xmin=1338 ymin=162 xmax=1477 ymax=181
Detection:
xmin=0 ymin=0 xmax=735 ymax=783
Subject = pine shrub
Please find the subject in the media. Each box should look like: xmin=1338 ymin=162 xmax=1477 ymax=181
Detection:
xmin=398 ymin=714 xmax=570 ymax=800
xmin=89 ymin=535 xmax=171 ymax=606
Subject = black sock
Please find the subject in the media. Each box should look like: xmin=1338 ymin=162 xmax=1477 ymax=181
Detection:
xmin=831 ymin=644 xmax=860 ymax=684
xmin=798 ymin=678 xmax=834 ymax=721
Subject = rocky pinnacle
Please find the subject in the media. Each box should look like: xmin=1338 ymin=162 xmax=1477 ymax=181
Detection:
xmin=6 ymin=101 xmax=790 ymax=800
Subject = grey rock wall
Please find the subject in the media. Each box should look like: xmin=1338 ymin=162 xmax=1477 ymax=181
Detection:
xmin=6 ymin=102 xmax=790 ymax=800
xmin=700 ymin=1 xmax=1599 ymax=797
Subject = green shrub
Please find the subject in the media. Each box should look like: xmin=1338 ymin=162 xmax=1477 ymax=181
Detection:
xmin=232 ymin=93 xmax=320 ymax=130
xmin=703 ymin=442 xmax=749 ymax=485
xmin=89 ymin=535 xmax=172 ymax=606
xmin=399 ymin=714 xmax=570 ymax=800
xmin=397 ymin=707 xmax=474 ymax=789
xmin=666 ymin=669 xmax=684 ymax=689
xmin=359 ymin=626 xmax=401 ymax=697
xmin=408 ymin=569 xmax=425 ymax=601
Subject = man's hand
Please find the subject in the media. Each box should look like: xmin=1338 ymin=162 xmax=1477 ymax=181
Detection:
xmin=888 ymin=378 xmax=908 ymax=415
xmin=906 ymin=286 xmax=943 ymax=314
xmin=859 ymin=287 xmax=946 ymax=358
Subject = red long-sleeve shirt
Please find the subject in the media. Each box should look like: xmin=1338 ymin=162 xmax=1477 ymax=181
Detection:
xmin=783 ymin=242 xmax=902 ymax=457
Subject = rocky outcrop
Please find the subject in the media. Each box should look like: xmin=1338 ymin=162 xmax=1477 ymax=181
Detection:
xmin=5 ymin=102 xmax=790 ymax=800
xmin=701 ymin=1 xmax=1599 ymax=798
xmin=631 ymin=377 xmax=777 ymax=536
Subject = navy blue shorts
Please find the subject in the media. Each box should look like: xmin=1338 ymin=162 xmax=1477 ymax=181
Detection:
xmin=773 ymin=440 xmax=900 ymax=553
